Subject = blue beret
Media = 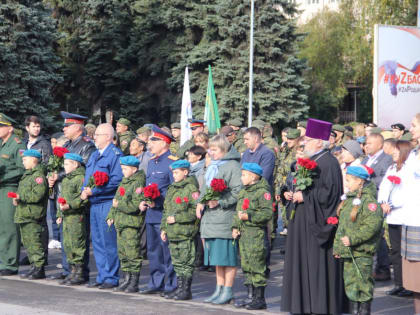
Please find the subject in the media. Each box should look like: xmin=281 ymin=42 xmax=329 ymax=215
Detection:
xmin=23 ymin=149 xmax=41 ymax=159
xmin=64 ymin=153 xmax=83 ymax=163
xmin=120 ymin=156 xmax=140 ymax=167
xmin=242 ymin=162 xmax=263 ymax=176
xmin=170 ymin=160 xmax=190 ymax=170
xmin=346 ymin=166 xmax=369 ymax=180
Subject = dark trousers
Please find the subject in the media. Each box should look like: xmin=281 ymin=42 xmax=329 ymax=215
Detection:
xmin=375 ymin=228 xmax=390 ymax=273
xmin=48 ymin=199 xmax=60 ymax=241
xmin=146 ymin=223 xmax=176 ymax=291
xmin=388 ymin=224 xmax=403 ymax=287
xmin=140 ymin=221 xmax=147 ymax=259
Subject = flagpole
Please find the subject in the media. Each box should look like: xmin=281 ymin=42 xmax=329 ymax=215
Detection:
xmin=248 ymin=0 xmax=254 ymax=128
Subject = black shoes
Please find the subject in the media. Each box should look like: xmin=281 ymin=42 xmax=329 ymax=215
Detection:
xmin=114 ymin=272 xmax=131 ymax=292
xmin=48 ymin=273 xmax=66 ymax=281
xmin=246 ymin=286 xmax=267 ymax=310
xmin=174 ymin=277 xmax=192 ymax=301
xmin=28 ymin=267 xmax=45 ymax=280
xmin=139 ymin=287 xmax=162 ymax=295
xmin=234 ymin=284 xmax=253 ymax=308
xmin=386 ymin=286 xmax=413 ymax=297
xmin=359 ymin=301 xmax=371 ymax=315
xmin=124 ymin=273 xmax=139 ymax=293
xmin=86 ymin=281 xmax=102 ymax=288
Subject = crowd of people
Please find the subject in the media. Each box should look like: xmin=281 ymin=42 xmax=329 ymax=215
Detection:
xmin=0 ymin=110 xmax=419 ymax=314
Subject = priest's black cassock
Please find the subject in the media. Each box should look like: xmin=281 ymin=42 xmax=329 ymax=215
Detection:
xmin=281 ymin=149 xmax=349 ymax=314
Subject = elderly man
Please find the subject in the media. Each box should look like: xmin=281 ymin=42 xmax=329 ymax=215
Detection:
xmin=177 ymin=119 xmax=205 ymax=158
xmin=282 ymin=118 xmax=347 ymax=315
xmin=82 ymin=123 xmax=123 ymax=289
xmin=139 ymin=125 xmax=177 ymax=296
xmin=0 ymin=113 xmax=26 ymax=276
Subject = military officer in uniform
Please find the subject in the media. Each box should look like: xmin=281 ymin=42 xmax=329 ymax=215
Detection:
xmin=0 ymin=113 xmax=26 ymax=275
xmin=227 ymin=119 xmax=246 ymax=154
xmin=116 ymin=118 xmax=136 ymax=156
xmin=177 ymin=119 xmax=205 ymax=158
xmin=170 ymin=123 xmax=181 ymax=155
xmin=139 ymin=125 xmax=178 ymax=296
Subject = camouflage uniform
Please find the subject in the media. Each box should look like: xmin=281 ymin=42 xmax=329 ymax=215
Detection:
xmin=58 ymin=167 xmax=88 ymax=266
xmin=161 ymin=176 xmax=199 ymax=278
xmin=170 ymin=139 xmax=180 ymax=156
xmin=233 ymin=130 xmax=247 ymax=154
xmin=333 ymin=187 xmax=383 ymax=303
xmin=232 ymin=179 xmax=273 ymax=287
xmin=14 ymin=164 xmax=48 ymax=268
xmin=118 ymin=130 xmax=136 ymax=156
xmin=107 ymin=170 xmax=146 ymax=273
xmin=176 ymin=138 xmax=194 ymax=159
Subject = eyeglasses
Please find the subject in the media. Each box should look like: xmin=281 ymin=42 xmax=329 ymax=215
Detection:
xmin=94 ymin=133 xmax=109 ymax=137
xmin=149 ymin=137 xmax=163 ymax=142
xmin=190 ymin=127 xmax=200 ymax=131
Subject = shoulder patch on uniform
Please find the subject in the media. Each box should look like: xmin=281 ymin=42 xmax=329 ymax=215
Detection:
xmin=264 ymin=192 xmax=271 ymax=201
xmin=19 ymin=150 xmax=24 ymax=156
xmin=14 ymin=137 xmax=21 ymax=144
xmin=368 ymin=203 xmax=377 ymax=212
xmin=168 ymin=155 xmax=179 ymax=161
xmin=35 ymin=177 xmax=44 ymax=184
xmin=192 ymin=192 xmax=200 ymax=200
xmin=135 ymin=187 xmax=144 ymax=194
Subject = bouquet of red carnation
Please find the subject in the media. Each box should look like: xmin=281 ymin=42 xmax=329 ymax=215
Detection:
xmin=387 ymin=175 xmax=401 ymax=185
xmin=47 ymin=146 xmax=70 ymax=194
xmin=86 ymin=171 xmax=109 ymax=189
xmin=327 ymin=216 xmax=339 ymax=225
xmin=200 ymin=178 xmax=228 ymax=204
xmin=7 ymin=192 xmax=17 ymax=199
xmin=143 ymin=183 xmax=160 ymax=200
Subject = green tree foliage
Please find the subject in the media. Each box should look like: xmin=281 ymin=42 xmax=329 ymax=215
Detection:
xmin=0 ymin=0 xmax=62 ymax=131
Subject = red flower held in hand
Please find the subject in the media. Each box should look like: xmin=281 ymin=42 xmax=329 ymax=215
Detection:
xmin=387 ymin=175 xmax=401 ymax=185
xmin=119 ymin=187 xmax=126 ymax=197
xmin=183 ymin=197 xmax=189 ymax=203
xmin=53 ymin=147 xmax=69 ymax=158
xmin=57 ymin=197 xmax=67 ymax=205
xmin=93 ymin=171 xmax=109 ymax=186
xmin=7 ymin=192 xmax=17 ymax=199
xmin=293 ymin=178 xmax=297 ymax=185
xmin=144 ymin=183 xmax=160 ymax=199
xmin=242 ymin=198 xmax=250 ymax=211
xmin=327 ymin=216 xmax=339 ymax=225
xmin=297 ymin=158 xmax=317 ymax=170
xmin=175 ymin=197 xmax=182 ymax=204
xmin=210 ymin=178 xmax=227 ymax=193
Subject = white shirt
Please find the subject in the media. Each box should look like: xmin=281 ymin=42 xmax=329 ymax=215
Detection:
xmin=402 ymin=148 xmax=420 ymax=226
xmin=98 ymin=144 xmax=110 ymax=156
xmin=366 ymin=149 xmax=383 ymax=167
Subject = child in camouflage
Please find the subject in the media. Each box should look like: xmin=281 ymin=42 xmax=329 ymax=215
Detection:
xmin=232 ymin=162 xmax=273 ymax=310
xmin=13 ymin=149 xmax=48 ymax=280
xmin=160 ymin=160 xmax=200 ymax=301
xmin=107 ymin=156 xmax=146 ymax=293
xmin=333 ymin=166 xmax=383 ymax=315
xmin=56 ymin=153 xmax=88 ymax=285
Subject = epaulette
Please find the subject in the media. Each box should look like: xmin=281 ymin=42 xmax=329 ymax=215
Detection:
xmin=112 ymin=147 xmax=121 ymax=155
xmin=168 ymin=155 xmax=179 ymax=161
xmin=14 ymin=137 xmax=21 ymax=144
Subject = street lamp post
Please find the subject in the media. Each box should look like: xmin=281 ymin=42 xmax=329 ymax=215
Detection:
xmin=248 ymin=0 xmax=255 ymax=127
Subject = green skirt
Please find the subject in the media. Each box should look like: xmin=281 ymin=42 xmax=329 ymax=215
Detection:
xmin=204 ymin=238 xmax=238 ymax=267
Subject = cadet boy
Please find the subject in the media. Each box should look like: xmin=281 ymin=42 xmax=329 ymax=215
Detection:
xmin=160 ymin=160 xmax=200 ymax=301
xmin=107 ymin=156 xmax=146 ymax=293
xmin=56 ymin=153 xmax=88 ymax=285
xmin=13 ymin=149 xmax=48 ymax=279
xmin=333 ymin=166 xmax=383 ymax=315
xmin=232 ymin=163 xmax=272 ymax=310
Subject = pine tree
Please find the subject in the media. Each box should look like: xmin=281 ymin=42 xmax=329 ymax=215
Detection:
xmin=0 ymin=0 xmax=62 ymax=131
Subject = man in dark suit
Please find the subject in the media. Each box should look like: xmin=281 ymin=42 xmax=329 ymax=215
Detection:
xmin=362 ymin=133 xmax=393 ymax=281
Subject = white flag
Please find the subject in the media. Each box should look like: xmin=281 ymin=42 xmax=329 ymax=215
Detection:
xmin=180 ymin=67 xmax=193 ymax=145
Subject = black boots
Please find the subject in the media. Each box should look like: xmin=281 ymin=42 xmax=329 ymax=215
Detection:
xmin=20 ymin=265 xmax=36 ymax=279
xmin=69 ymin=265 xmax=85 ymax=285
xmin=234 ymin=284 xmax=254 ymax=308
xmin=349 ymin=301 xmax=360 ymax=314
xmin=28 ymin=266 xmax=45 ymax=280
xmin=114 ymin=272 xmax=131 ymax=292
xmin=359 ymin=301 xmax=371 ymax=315
xmin=174 ymin=277 xmax=192 ymax=301
xmin=125 ymin=273 xmax=140 ymax=293
xmin=165 ymin=276 xmax=183 ymax=299
xmin=246 ymin=286 xmax=267 ymax=310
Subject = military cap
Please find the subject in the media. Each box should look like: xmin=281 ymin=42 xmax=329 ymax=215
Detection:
xmin=64 ymin=153 xmax=83 ymax=163
xmin=332 ymin=124 xmax=346 ymax=133
xmin=391 ymin=123 xmax=405 ymax=131
xmin=297 ymin=121 xmax=307 ymax=128
xmin=117 ymin=118 xmax=131 ymax=127
xmin=0 ymin=113 xmax=17 ymax=127
xmin=286 ymin=128 xmax=300 ymax=139
xmin=227 ymin=119 xmax=242 ymax=128
xmin=220 ymin=126 xmax=234 ymax=136
xmin=188 ymin=119 xmax=206 ymax=128
xmin=120 ymin=155 xmax=140 ymax=167
xmin=400 ymin=132 xmax=413 ymax=141
xmin=242 ymin=162 xmax=263 ymax=176
xmin=23 ymin=149 xmax=41 ymax=159
xmin=61 ymin=111 xmax=87 ymax=126
xmin=347 ymin=165 xmax=369 ymax=180
xmin=137 ymin=126 xmax=151 ymax=134
xmin=370 ymin=127 xmax=382 ymax=134
xmin=150 ymin=125 xmax=175 ymax=144
xmin=170 ymin=159 xmax=190 ymax=170
xmin=171 ymin=122 xmax=181 ymax=129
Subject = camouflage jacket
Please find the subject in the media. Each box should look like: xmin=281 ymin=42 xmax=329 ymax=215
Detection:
xmin=161 ymin=176 xmax=200 ymax=240
xmin=14 ymin=164 xmax=48 ymax=223
xmin=170 ymin=139 xmax=180 ymax=156
xmin=263 ymin=136 xmax=279 ymax=155
xmin=333 ymin=186 xmax=383 ymax=258
xmin=176 ymin=138 xmax=194 ymax=159
xmin=118 ymin=130 xmax=136 ymax=155
xmin=58 ymin=167 xmax=88 ymax=218
xmin=233 ymin=132 xmax=247 ymax=154
xmin=274 ymin=146 xmax=296 ymax=195
xmin=232 ymin=178 xmax=273 ymax=231
xmin=107 ymin=170 xmax=147 ymax=229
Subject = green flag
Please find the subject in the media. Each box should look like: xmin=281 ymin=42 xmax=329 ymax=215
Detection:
xmin=204 ymin=65 xmax=221 ymax=134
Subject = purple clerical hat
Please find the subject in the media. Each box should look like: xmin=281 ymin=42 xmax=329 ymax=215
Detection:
xmin=305 ymin=118 xmax=332 ymax=141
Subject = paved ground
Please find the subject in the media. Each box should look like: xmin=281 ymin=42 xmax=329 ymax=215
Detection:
xmin=0 ymin=236 xmax=414 ymax=314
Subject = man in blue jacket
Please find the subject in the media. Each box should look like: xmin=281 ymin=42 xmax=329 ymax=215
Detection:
xmin=81 ymin=123 xmax=123 ymax=289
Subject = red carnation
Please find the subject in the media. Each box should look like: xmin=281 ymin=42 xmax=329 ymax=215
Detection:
xmin=293 ymin=178 xmax=297 ymax=185
xmin=387 ymin=175 xmax=401 ymax=185
xmin=210 ymin=178 xmax=227 ymax=193
xmin=175 ymin=197 xmax=182 ymax=204
xmin=272 ymin=202 xmax=277 ymax=213
xmin=119 ymin=187 xmax=126 ymax=197
xmin=297 ymin=158 xmax=317 ymax=170
xmin=327 ymin=216 xmax=339 ymax=225
xmin=53 ymin=147 xmax=69 ymax=158
xmin=144 ymin=183 xmax=160 ymax=200
xmin=7 ymin=192 xmax=17 ymax=199
xmin=57 ymin=197 xmax=67 ymax=205
xmin=183 ymin=197 xmax=189 ymax=203
xmin=93 ymin=171 xmax=109 ymax=186
xmin=242 ymin=198 xmax=250 ymax=211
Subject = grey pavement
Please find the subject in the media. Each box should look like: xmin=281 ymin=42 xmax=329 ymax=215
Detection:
xmin=0 ymin=236 xmax=414 ymax=314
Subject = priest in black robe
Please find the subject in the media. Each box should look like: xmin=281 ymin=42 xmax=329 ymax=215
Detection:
xmin=281 ymin=118 xmax=349 ymax=314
